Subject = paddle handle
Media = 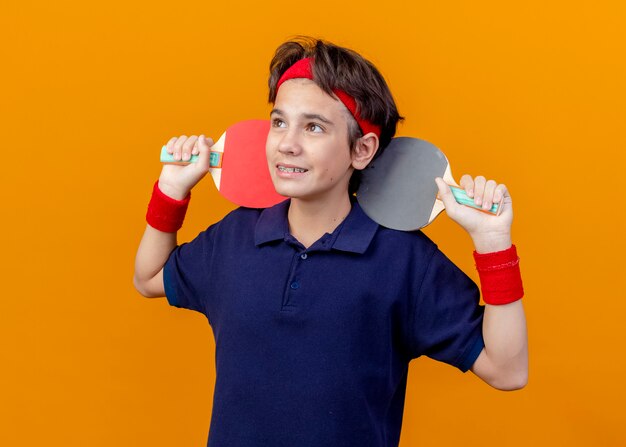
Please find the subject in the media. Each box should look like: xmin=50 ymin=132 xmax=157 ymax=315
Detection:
xmin=449 ymin=185 xmax=501 ymax=215
xmin=160 ymin=146 xmax=222 ymax=168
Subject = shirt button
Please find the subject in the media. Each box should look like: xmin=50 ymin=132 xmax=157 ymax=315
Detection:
xmin=300 ymin=253 xmax=308 ymax=260
xmin=290 ymin=281 xmax=300 ymax=290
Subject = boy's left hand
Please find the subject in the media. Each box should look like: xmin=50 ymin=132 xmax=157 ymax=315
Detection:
xmin=435 ymin=175 xmax=513 ymax=253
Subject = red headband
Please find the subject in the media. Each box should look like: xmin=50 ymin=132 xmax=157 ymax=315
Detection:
xmin=276 ymin=57 xmax=381 ymax=138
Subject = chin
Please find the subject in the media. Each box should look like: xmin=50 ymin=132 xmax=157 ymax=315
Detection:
xmin=270 ymin=178 xmax=304 ymax=198
xmin=270 ymin=183 xmax=308 ymax=200
xmin=273 ymin=186 xmax=306 ymax=199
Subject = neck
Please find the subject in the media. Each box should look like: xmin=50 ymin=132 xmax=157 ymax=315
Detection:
xmin=288 ymin=194 xmax=352 ymax=248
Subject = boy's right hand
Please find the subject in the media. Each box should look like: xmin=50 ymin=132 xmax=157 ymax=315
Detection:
xmin=158 ymin=135 xmax=214 ymax=200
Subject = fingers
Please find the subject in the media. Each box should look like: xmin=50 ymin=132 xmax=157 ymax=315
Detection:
xmin=165 ymin=136 xmax=178 ymax=153
xmin=471 ymin=176 xmax=486 ymax=207
xmin=166 ymin=135 xmax=186 ymax=161
xmin=459 ymin=174 xmax=475 ymax=198
xmin=482 ymin=179 xmax=497 ymax=211
xmin=180 ymin=136 xmax=198 ymax=161
xmin=493 ymin=183 xmax=509 ymax=206
xmin=166 ymin=134 xmax=211 ymax=162
xmin=462 ymin=174 xmax=510 ymax=211
xmin=195 ymin=135 xmax=215 ymax=171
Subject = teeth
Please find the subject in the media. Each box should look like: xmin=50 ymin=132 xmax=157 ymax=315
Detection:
xmin=278 ymin=166 xmax=307 ymax=173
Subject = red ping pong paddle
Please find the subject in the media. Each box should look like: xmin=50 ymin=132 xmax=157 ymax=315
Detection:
xmin=160 ymin=120 xmax=286 ymax=209
xmin=357 ymin=137 xmax=503 ymax=231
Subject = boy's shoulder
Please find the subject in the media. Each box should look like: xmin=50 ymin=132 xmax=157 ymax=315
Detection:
xmin=219 ymin=205 xmax=266 ymax=226
xmin=373 ymin=225 xmax=439 ymax=259
xmin=378 ymin=225 xmax=437 ymax=246
xmin=197 ymin=201 xmax=288 ymax=244
xmin=202 ymin=205 xmax=266 ymax=236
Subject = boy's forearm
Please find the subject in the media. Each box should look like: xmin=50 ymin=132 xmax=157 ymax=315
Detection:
xmin=481 ymin=299 xmax=528 ymax=388
xmin=470 ymin=232 xmax=528 ymax=389
xmin=133 ymin=224 xmax=177 ymax=297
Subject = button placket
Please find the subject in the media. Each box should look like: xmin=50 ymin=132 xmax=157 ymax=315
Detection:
xmin=281 ymin=251 xmax=306 ymax=311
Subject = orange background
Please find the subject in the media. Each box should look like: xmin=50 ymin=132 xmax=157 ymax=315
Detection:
xmin=2 ymin=1 xmax=625 ymax=445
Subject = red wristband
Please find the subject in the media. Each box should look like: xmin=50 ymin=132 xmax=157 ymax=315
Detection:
xmin=473 ymin=244 xmax=524 ymax=305
xmin=146 ymin=181 xmax=190 ymax=233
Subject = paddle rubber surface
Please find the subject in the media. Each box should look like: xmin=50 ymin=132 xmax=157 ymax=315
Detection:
xmin=357 ymin=137 xmax=500 ymax=231
xmin=161 ymin=120 xmax=286 ymax=209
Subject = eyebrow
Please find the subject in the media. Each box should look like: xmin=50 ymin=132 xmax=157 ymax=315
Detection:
xmin=270 ymin=108 xmax=334 ymax=126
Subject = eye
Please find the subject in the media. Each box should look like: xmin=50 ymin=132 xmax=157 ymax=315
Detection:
xmin=271 ymin=118 xmax=286 ymax=128
xmin=306 ymin=123 xmax=324 ymax=133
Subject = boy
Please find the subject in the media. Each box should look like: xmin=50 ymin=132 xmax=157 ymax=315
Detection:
xmin=134 ymin=37 xmax=527 ymax=447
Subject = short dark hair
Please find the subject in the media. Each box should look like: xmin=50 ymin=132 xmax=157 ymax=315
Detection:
xmin=268 ymin=36 xmax=404 ymax=194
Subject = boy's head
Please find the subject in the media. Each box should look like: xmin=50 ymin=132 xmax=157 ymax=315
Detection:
xmin=268 ymin=37 xmax=403 ymax=194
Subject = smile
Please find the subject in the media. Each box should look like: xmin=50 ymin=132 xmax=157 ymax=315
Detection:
xmin=278 ymin=166 xmax=308 ymax=173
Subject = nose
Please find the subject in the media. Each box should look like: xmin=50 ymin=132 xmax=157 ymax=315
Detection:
xmin=276 ymin=127 xmax=302 ymax=156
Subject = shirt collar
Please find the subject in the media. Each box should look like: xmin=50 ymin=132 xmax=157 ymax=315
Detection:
xmin=254 ymin=198 xmax=379 ymax=254
xmin=254 ymin=199 xmax=291 ymax=246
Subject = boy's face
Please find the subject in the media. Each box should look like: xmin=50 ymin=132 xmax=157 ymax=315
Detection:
xmin=266 ymin=79 xmax=355 ymax=203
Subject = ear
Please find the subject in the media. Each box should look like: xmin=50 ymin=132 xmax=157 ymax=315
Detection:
xmin=351 ymin=132 xmax=379 ymax=170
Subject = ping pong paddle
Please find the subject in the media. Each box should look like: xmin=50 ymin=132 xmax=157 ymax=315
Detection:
xmin=357 ymin=137 xmax=503 ymax=231
xmin=160 ymin=120 xmax=286 ymax=209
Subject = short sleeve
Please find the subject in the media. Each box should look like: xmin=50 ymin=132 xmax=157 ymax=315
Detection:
xmin=410 ymin=247 xmax=485 ymax=372
xmin=163 ymin=226 xmax=216 ymax=319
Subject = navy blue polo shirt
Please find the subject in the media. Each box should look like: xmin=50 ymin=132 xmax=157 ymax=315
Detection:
xmin=163 ymin=199 xmax=485 ymax=447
